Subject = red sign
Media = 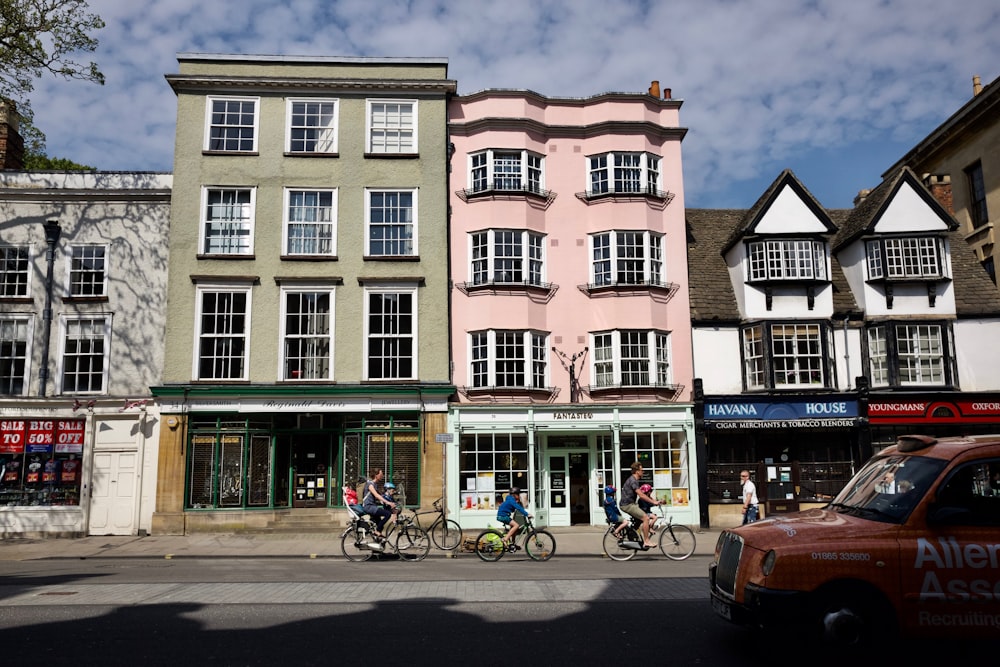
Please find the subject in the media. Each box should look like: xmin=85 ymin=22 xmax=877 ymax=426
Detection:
xmin=868 ymin=398 xmax=1000 ymax=423
xmin=0 ymin=420 xmax=26 ymax=454
xmin=56 ymin=420 xmax=85 ymax=453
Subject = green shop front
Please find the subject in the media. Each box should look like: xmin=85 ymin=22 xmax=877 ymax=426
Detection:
xmin=151 ymin=385 xmax=452 ymax=534
xmin=447 ymin=404 xmax=697 ymax=530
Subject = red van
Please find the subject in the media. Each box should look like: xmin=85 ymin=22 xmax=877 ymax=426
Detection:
xmin=709 ymin=435 xmax=1000 ymax=645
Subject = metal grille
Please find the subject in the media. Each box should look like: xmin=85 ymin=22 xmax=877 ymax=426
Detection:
xmin=188 ymin=435 xmax=216 ymax=507
xmin=219 ymin=435 xmax=244 ymax=507
xmin=390 ymin=432 xmax=419 ymax=505
xmin=342 ymin=433 xmax=362 ymax=498
xmin=247 ymin=434 xmax=271 ymax=506
xmin=714 ymin=532 xmax=744 ymax=597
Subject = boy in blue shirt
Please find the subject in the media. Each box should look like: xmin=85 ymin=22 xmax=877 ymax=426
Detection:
xmin=496 ymin=487 xmax=531 ymax=545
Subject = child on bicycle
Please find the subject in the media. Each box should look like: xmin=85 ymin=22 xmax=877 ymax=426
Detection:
xmin=603 ymin=485 xmax=629 ymax=538
xmin=638 ymin=483 xmax=660 ymax=532
xmin=343 ymin=480 xmax=365 ymax=517
xmin=383 ymin=481 xmax=400 ymax=527
xmin=496 ymin=487 xmax=531 ymax=545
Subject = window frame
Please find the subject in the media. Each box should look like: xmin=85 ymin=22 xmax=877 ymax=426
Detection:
xmin=466 ymin=149 xmax=545 ymax=195
xmin=865 ymin=321 xmax=952 ymax=388
xmin=193 ymin=284 xmax=252 ymax=381
xmin=741 ymin=322 xmax=830 ymax=391
xmin=587 ymin=151 xmax=663 ymax=197
xmin=282 ymin=187 xmax=338 ymax=257
xmin=589 ymin=329 xmax=671 ymax=389
xmin=365 ymin=188 xmax=417 ymax=257
xmin=0 ymin=245 xmax=30 ymax=298
xmin=965 ymin=160 xmax=988 ymax=228
xmin=746 ymin=239 xmax=827 ymax=282
xmin=285 ymin=98 xmax=339 ymax=154
xmin=469 ymin=229 xmax=546 ymax=287
xmin=58 ymin=315 xmax=111 ymax=394
xmin=366 ymin=99 xmax=417 ymax=154
xmin=204 ymin=96 xmax=259 ymax=153
xmin=0 ymin=316 xmax=33 ymax=395
xmin=67 ymin=244 xmax=109 ymax=298
xmin=468 ymin=329 xmax=549 ymax=390
xmin=201 ymin=186 xmax=257 ymax=256
xmin=278 ymin=286 xmax=335 ymax=382
xmin=364 ymin=285 xmax=417 ymax=381
xmin=589 ymin=230 xmax=665 ymax=288
xmin=865 ymin=236 xmax=944 ymax=281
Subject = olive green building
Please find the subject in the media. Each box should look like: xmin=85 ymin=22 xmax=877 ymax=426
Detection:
xmin=152 ymin=54 xmax=456 ymax=534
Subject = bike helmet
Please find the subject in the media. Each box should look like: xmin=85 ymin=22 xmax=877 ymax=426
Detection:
xmin=639 ymin=484 xmax=653 ymax=494
xmin=604 ymin=485 xmax=616 ymax=495
xmin=384 ymin=482 xmax=396 ymax=489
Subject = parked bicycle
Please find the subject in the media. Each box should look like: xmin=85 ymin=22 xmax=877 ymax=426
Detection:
xmin=341 ymin=503 xmax=430 ymax=562
xmin=602 ymin=505 xmax=696 ymax=561
xmin=410 ymin=497 xmax=463 ymax=550
xmin=474 ymin=514 xmax=556 ymax=562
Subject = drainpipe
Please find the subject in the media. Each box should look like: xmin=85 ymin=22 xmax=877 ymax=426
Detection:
xmin=39 ymin=219 xmax=61 ymax=397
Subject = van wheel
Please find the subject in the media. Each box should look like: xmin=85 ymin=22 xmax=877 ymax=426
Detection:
xmin=813 ymin=585 xmax=895 ymax=647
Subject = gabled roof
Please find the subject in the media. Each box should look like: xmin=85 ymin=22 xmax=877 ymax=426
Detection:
xmin=720 ymin=169 xmax=838 ymax=254
xmin=687 ymin=208 xmax=860 ymax=323
xmin=832 ymin=166 xmax=958 ymax=250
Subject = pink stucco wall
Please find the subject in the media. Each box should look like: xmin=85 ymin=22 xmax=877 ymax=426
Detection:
xmin=449 ymin=90 xmax=693 ymax=403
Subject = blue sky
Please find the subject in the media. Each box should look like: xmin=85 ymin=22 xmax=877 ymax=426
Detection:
xmin=28 ymin=0 xmax=1000 ymax=208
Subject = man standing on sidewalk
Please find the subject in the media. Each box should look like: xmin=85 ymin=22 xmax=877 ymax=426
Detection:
xmin=740 ymin=470 xmax=758 ymax=524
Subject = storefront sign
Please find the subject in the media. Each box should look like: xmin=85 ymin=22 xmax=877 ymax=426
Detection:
xmin=704 ymin=399 xmax=859 ymax=429
xmin=1 ymin=419 xmax=86 ymax=454
xmin=869 ymin=396 xmax=1000 ymax=423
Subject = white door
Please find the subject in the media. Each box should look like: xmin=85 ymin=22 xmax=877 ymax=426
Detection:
xmin=88 ymin=451 xmax=137 ymax=535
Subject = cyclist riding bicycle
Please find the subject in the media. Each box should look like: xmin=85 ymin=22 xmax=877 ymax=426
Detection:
xmin=497 ymin=487 xmax=531 ymax=545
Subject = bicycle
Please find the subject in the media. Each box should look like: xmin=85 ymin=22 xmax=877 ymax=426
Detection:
xmin=602 ymin=505 xmax=696 ymax=561
xmin=474 ymin=514 xmax=556 ymax=562
xmin=410 ymin=497 xmax=463 ymax=550
xmin=341 ymin=504 xmax=430 ymax=562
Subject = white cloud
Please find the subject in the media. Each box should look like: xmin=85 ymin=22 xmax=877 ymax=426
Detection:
xmin=25 ymin=0 xmax=1000 ymax=207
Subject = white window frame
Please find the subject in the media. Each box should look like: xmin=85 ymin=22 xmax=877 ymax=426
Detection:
xmin=468 ymin=329 xmax=549 ymax=389
xmin=193 ymin=285 xmax=252 ymax=381
xmin=590 ymin=330 xmax=671 ymax=388
xmin=0 ymin=316 xmax=33 ymax=396
xmin=67 ymin=244 xmax=109 ymax=297
xmin=0 ymin=245 xmax=31 ymax=297
xmin=204 ymin=96 xmax=259 ymax=152
xmin=285 ymin=98 xmax=339 ymax=154
xmin=367 ymin=99 xmax=417 ymax=154
xmin=58 ymin=315 xmax=111 ymax=394
xmin=469 ymin=229 xmax=546 ymax=286
xmin=866 ymin=237 xmax=943 ymax=280
xmin=365 ymin=188 xmax=417 ymax=257
xmin=742 ymin=326 xmax=765 ymax=390
xmin=866 ymin=327 xmax=889 ymax=387
xmin=590 ymin=231 xmax=664 ymax=287
xmin=588 ymin=152 xmax=662 ymax=195
xmin=466 ymin=149 xmax=545 ymax=193
xmin=747 ymin=240 xmax=827 ymax=281
xmin=896 ymin=323 xmax=945 ymax=385
xmin=770 ymin=323 xmax=824 ymax=388
xmin=363 ymin=285 xmax=417 ymax=381
xmin=278 ymin=286 xmax=335 ymax=381
xmin=201 ymin=186 xmax=256 ymax=256
xmin=283 ymin=188 xmax=337 ymax=256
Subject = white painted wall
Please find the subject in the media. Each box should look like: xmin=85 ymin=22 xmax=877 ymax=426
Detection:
xmin=954 ymin=319 xmax=1000 ymax=391
xmin=692 ymin=327 xmax=744 ymax=394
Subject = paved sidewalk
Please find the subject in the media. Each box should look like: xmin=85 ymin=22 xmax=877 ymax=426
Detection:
xmin=0 ymin=525 xmax=722 ymax=561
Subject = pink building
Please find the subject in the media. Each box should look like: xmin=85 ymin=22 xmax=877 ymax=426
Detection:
xmin=446 ymin=84 xmax=698 ymax=529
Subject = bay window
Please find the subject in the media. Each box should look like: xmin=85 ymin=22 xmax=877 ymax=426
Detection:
xmin=866 ymin=322 xmax=952 ymax=387
xmin=469 ymin=330 xmax=548 ymax=390
xmin=470 ymin=229 xmax=545 ymax=286
xmin=742 ymin=322 xmax=828 ymax=390
xmin=591 ymin=330 xmax=671 ymax=388
xmin=746 ymin=239 xmax=827 ymax=281
xmin=590 ymin=231 xmax=664 ymax=287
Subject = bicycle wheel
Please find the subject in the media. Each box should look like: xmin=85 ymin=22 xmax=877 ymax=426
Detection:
xmin=659 ymin=523 xmax=696 ymax=561
xmin=474 ymin=529 xmax=506 ymax=562
xmin=341 ymin=526 xmax=372 ymax=562
xmin=524 ymin=529 xmax=556 ymax=561
xmin=395 ymin=524 xmax=430 ymax=562
xmin=430 ymin=518 xmax=463 ymax=551
xmin=602 ymin=527 xmax=636 ymax=561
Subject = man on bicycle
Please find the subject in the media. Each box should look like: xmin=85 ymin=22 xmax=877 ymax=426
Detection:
xmin=620 ymin=462 xmax=661 ymax=548
xmin=497 ymin=487 xmax=531 ymax=546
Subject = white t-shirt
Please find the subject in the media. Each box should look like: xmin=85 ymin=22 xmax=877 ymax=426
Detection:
xmin=742 ymin=479 xmax=758 ymax=506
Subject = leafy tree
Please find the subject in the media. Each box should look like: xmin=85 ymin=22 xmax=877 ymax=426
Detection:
xmin=0 ymin=0 xmax=104 ymax=167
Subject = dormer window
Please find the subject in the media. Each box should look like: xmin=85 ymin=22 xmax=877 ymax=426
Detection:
xmin=866 ymin=237 xmax=943 ymax=280
xmin=746 ymin=240 xmax=826 ymax=282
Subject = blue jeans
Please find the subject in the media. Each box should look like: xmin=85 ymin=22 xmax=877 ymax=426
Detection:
xmin=742 ymin=505 xmax=758 ymax=524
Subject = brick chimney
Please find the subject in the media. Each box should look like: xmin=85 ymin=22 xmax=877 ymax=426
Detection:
xmin=922 ymin=173 xmax=953 ymax=214
xmin=0 ymin=99 xmax=25 ymax=170
xmin=648 ymin=80 xmax=661 ymax=98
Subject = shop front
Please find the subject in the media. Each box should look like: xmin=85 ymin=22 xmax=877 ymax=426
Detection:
xmin=868 ymin=393 xmax=1000 ymax=447
xmin=151 ymin=386 xmax=452 ymax=534
xmin=698 ymin=395 xmax=865 ymax=527
xmin=447 ymin=404 xmax=697 ymax=530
